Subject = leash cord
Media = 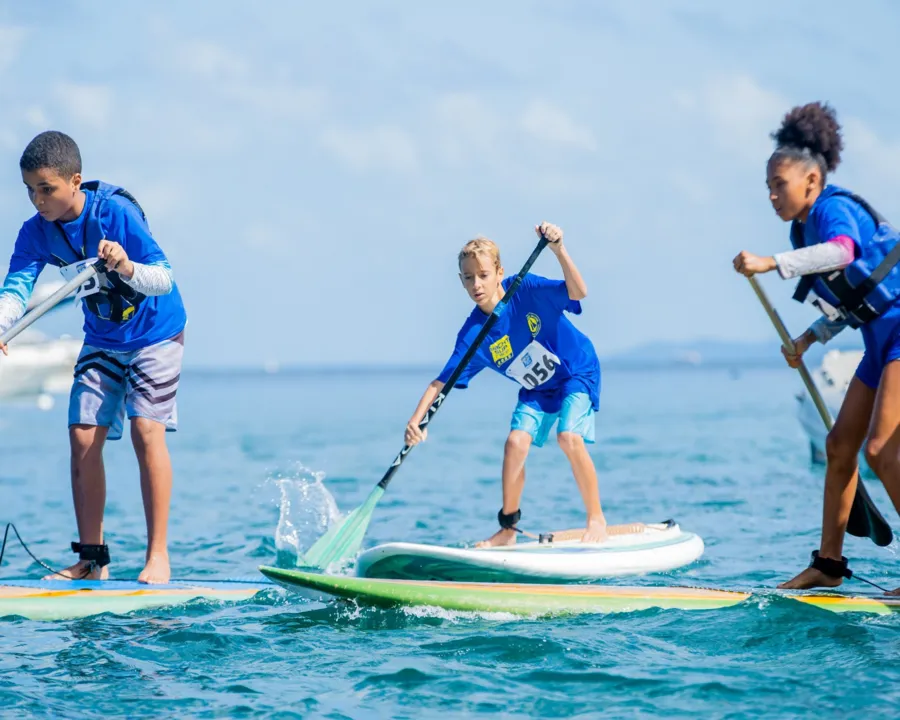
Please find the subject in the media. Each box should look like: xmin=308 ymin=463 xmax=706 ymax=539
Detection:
xmin=0 ymin=523 xmax=87 ymax=580
xmin=853 ymin=572 xmax=892 ymax=594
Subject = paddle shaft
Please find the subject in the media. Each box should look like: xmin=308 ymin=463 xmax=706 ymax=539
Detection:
xmin=377 ymin=235 xmax=551 ymax=490
xmin=0 ymin=259 xmax=104 ymax=346
xmin=747 ymin=276 xmax=892 ymax=545
xmin=747 ymin=277 xmax=833 ymax=429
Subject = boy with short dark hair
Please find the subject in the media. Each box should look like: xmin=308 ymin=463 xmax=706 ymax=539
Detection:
xmin=0 ymin=130 xmax=187 ymax=583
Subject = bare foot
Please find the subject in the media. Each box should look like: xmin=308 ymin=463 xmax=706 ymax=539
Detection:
xmin=581 ymin=516 xmax=608 ymax=544
xmin=885 ymin=587 xmax=900 ymax=596
xmin=43 ymin=560 xmax=109 ymax=581
xmin=138 ymin=552 xmax=171 ymax=584
xmin=475 ymin=528 xmax=517 ymax=548
xmin=777 ymin=567 xmax=842 ymax=590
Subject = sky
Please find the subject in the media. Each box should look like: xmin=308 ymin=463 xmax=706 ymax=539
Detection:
xmin=1 ymin=0 xmax=899 ymax=368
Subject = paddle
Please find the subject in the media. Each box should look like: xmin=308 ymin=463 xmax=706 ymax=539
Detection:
xmin=747 ymin=276 xmax=893 ymax=546
xmin=0 ymin=259 xmax=105 ymax=347
xmin=302 ymin=233 xmax=552 ymax=569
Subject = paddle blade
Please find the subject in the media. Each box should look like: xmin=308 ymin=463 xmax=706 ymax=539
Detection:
xmin=847 ymin=480 xmax=893 ymax=547
xmin=302 ymin=486 xmax=385 ymax=569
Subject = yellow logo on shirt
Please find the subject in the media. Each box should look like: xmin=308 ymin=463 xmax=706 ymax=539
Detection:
xmin=490 ymin=335 xmax=514 ymax=366
xmin=526 ymin=313 xmax=541 ymax=336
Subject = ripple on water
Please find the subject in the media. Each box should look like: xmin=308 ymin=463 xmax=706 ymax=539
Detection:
xmin=3 ymin=368 xmax=900 ymax=719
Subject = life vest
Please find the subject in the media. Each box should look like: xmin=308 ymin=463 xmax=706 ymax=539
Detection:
xmin=791 ymin=189 xmax=900 ymax=328
xmin=40 ymin=180 xmax=148 ymax=324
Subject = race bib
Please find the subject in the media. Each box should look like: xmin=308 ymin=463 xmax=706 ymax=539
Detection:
xmin=59 ymin=258 xmax=103 ymax=302
xmin=504 ymin=340 xmax=560 ymax=389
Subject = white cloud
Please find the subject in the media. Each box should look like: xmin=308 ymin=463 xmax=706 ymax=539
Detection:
xmin=130 ymin=183 xmax=182 ymax=224
xmin=321 ymin=125 xmax=418 ymax=174
xmin=693 ymin=74 xmax=786 ymax=163
xmin=842 ymin=117 xmax=900 ymax=192
xmin=669 ymin=170 xmax=712 ymax=206
xmin=54 ymin=83 xmax=113 ymax=129
xmin=432 ymin=93 xmax=503 ymax=167
xmin=24 ymin=106 xmax=49 ymax=128
xmin=243 ymin=223 xmax=289 ymax=253
xmin=177 ymin=41 xmax=250 ymax=83
xmin=672 ymin=90 xmax=697 ymax=112
xmin=0 ymin=128 xmax=17 ymax=152
xmin=175 ymin=40 xmax=325 ymax=120
xmin=0 ymin=26 xmax=25 ymax=73
xmin=125 ymin=102 xmax=242 ymax=154
xmin=224 ymin=83 xmax=326 ymax=119
xmin=689 ymin=74 xmax=900 ymax=198
xmin=427 ymin=95 xmax=598 ymax=181
xmin=520 ymin=100 xmax=597 ymax=151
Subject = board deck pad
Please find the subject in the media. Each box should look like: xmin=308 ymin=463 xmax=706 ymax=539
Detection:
xmin=260 ymin=566 xmax=900 ymax=617
xmin=356 ymin=521 xmax=705 ymax=582
xmin=0 ymin=577 xmax=270 ymax=621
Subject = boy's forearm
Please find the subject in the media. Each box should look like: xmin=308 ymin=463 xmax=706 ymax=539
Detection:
xmin=0 ymin=294 xmax=25 ymax=335
xmin=121 ymin=262 xmax=175 ymax=296
xmin=554 ymin=245 xmax=587 ymax=300
xmin=409 ymin=380 xmax=444 ymax=425
xmin=0 ymin=264 xmax=42 ymax=334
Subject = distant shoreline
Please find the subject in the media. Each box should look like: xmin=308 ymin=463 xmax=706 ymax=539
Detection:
xmin=180 ymin=359 xmax=839 ymax=376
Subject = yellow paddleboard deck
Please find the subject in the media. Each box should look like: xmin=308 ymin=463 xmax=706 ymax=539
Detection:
xmin=0 ymin=578 xmax=269 ymax=621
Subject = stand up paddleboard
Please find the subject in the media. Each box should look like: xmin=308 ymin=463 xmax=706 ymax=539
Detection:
xmin=356 ymin=520 xmax=704 ymax=582
xmin=259 ymin=566 xmax=900 ymax=617
xmin=0 ymin=578 xmax=270 ymax=621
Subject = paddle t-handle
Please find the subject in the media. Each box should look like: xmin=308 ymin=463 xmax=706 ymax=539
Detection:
xmin=0 ymin=259 xmax=105 ymax=346
xmin=747 ymin=276 xmax=893 ymax=546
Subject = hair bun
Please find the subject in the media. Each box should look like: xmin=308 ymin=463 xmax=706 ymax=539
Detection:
xmin=770 ymin=102 xmax=843 ymax=172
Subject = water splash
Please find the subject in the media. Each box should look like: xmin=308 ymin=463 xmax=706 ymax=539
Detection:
xmin=270 ymin=464 xmax=342 ymax=566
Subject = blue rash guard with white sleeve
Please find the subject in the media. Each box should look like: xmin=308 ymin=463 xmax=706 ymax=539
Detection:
xmin=436 ymin=273 xmax=601 ymax=414
xmin=777 ymin=185 xmax=900 ymax=389
xmin=0 ymin=181 xmax=186 ymax=351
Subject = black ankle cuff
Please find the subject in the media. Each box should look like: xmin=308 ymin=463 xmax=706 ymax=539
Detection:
xmin=498 ymin=509 xmax=521 ymax=530
xmin=72 ymin=542 xmax=111 ymax=569
xmin=809 ymin=550 xmax=853 ymax=579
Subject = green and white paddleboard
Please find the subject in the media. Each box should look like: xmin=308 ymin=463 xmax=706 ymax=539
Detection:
xmin=356 ymin=521 xmax=704 ymax=582
xmin=259 ymin=566 xmax=900 ymax=617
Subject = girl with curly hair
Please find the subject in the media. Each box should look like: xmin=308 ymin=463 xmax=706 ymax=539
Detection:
xmin=734 ymin=102 xmax=900 ymax=591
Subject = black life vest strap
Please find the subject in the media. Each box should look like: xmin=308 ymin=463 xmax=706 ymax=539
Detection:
xmin=836 ymin=241 xmax=900 ymax=318
xmin=51 ymin=183 xmax=149 ymax=322
xmin=79 ymin=180 xmax=145 ymax=217
xmin=791 ymin=190 xmax=900 ymax=316
xmin=790 ymin=220 xmax=817 ymax=303
xmin=792 ymin=276 xmax=816 ymax=304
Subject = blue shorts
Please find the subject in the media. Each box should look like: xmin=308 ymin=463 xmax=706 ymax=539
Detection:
xmin=510 ymin=392 xmax=595 ymax=448
xmin=856 ymin=315 xmax=900 ymax=389
xmin=68 ymin=332 xmax=184 ymax=441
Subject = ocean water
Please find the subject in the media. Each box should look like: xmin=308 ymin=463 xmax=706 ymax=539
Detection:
xmin=1 ymin=365 xmax=899 ymax=719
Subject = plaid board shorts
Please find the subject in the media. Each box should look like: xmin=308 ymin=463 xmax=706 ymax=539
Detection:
xmin=68 ymin=331 xmax=184 ymax=441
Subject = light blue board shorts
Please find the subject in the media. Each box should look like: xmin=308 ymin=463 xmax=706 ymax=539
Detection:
xmin=510 ymin=391 xmax=595 ymax=448
xmin=68 ymin=331 xmax=184 ymax=441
